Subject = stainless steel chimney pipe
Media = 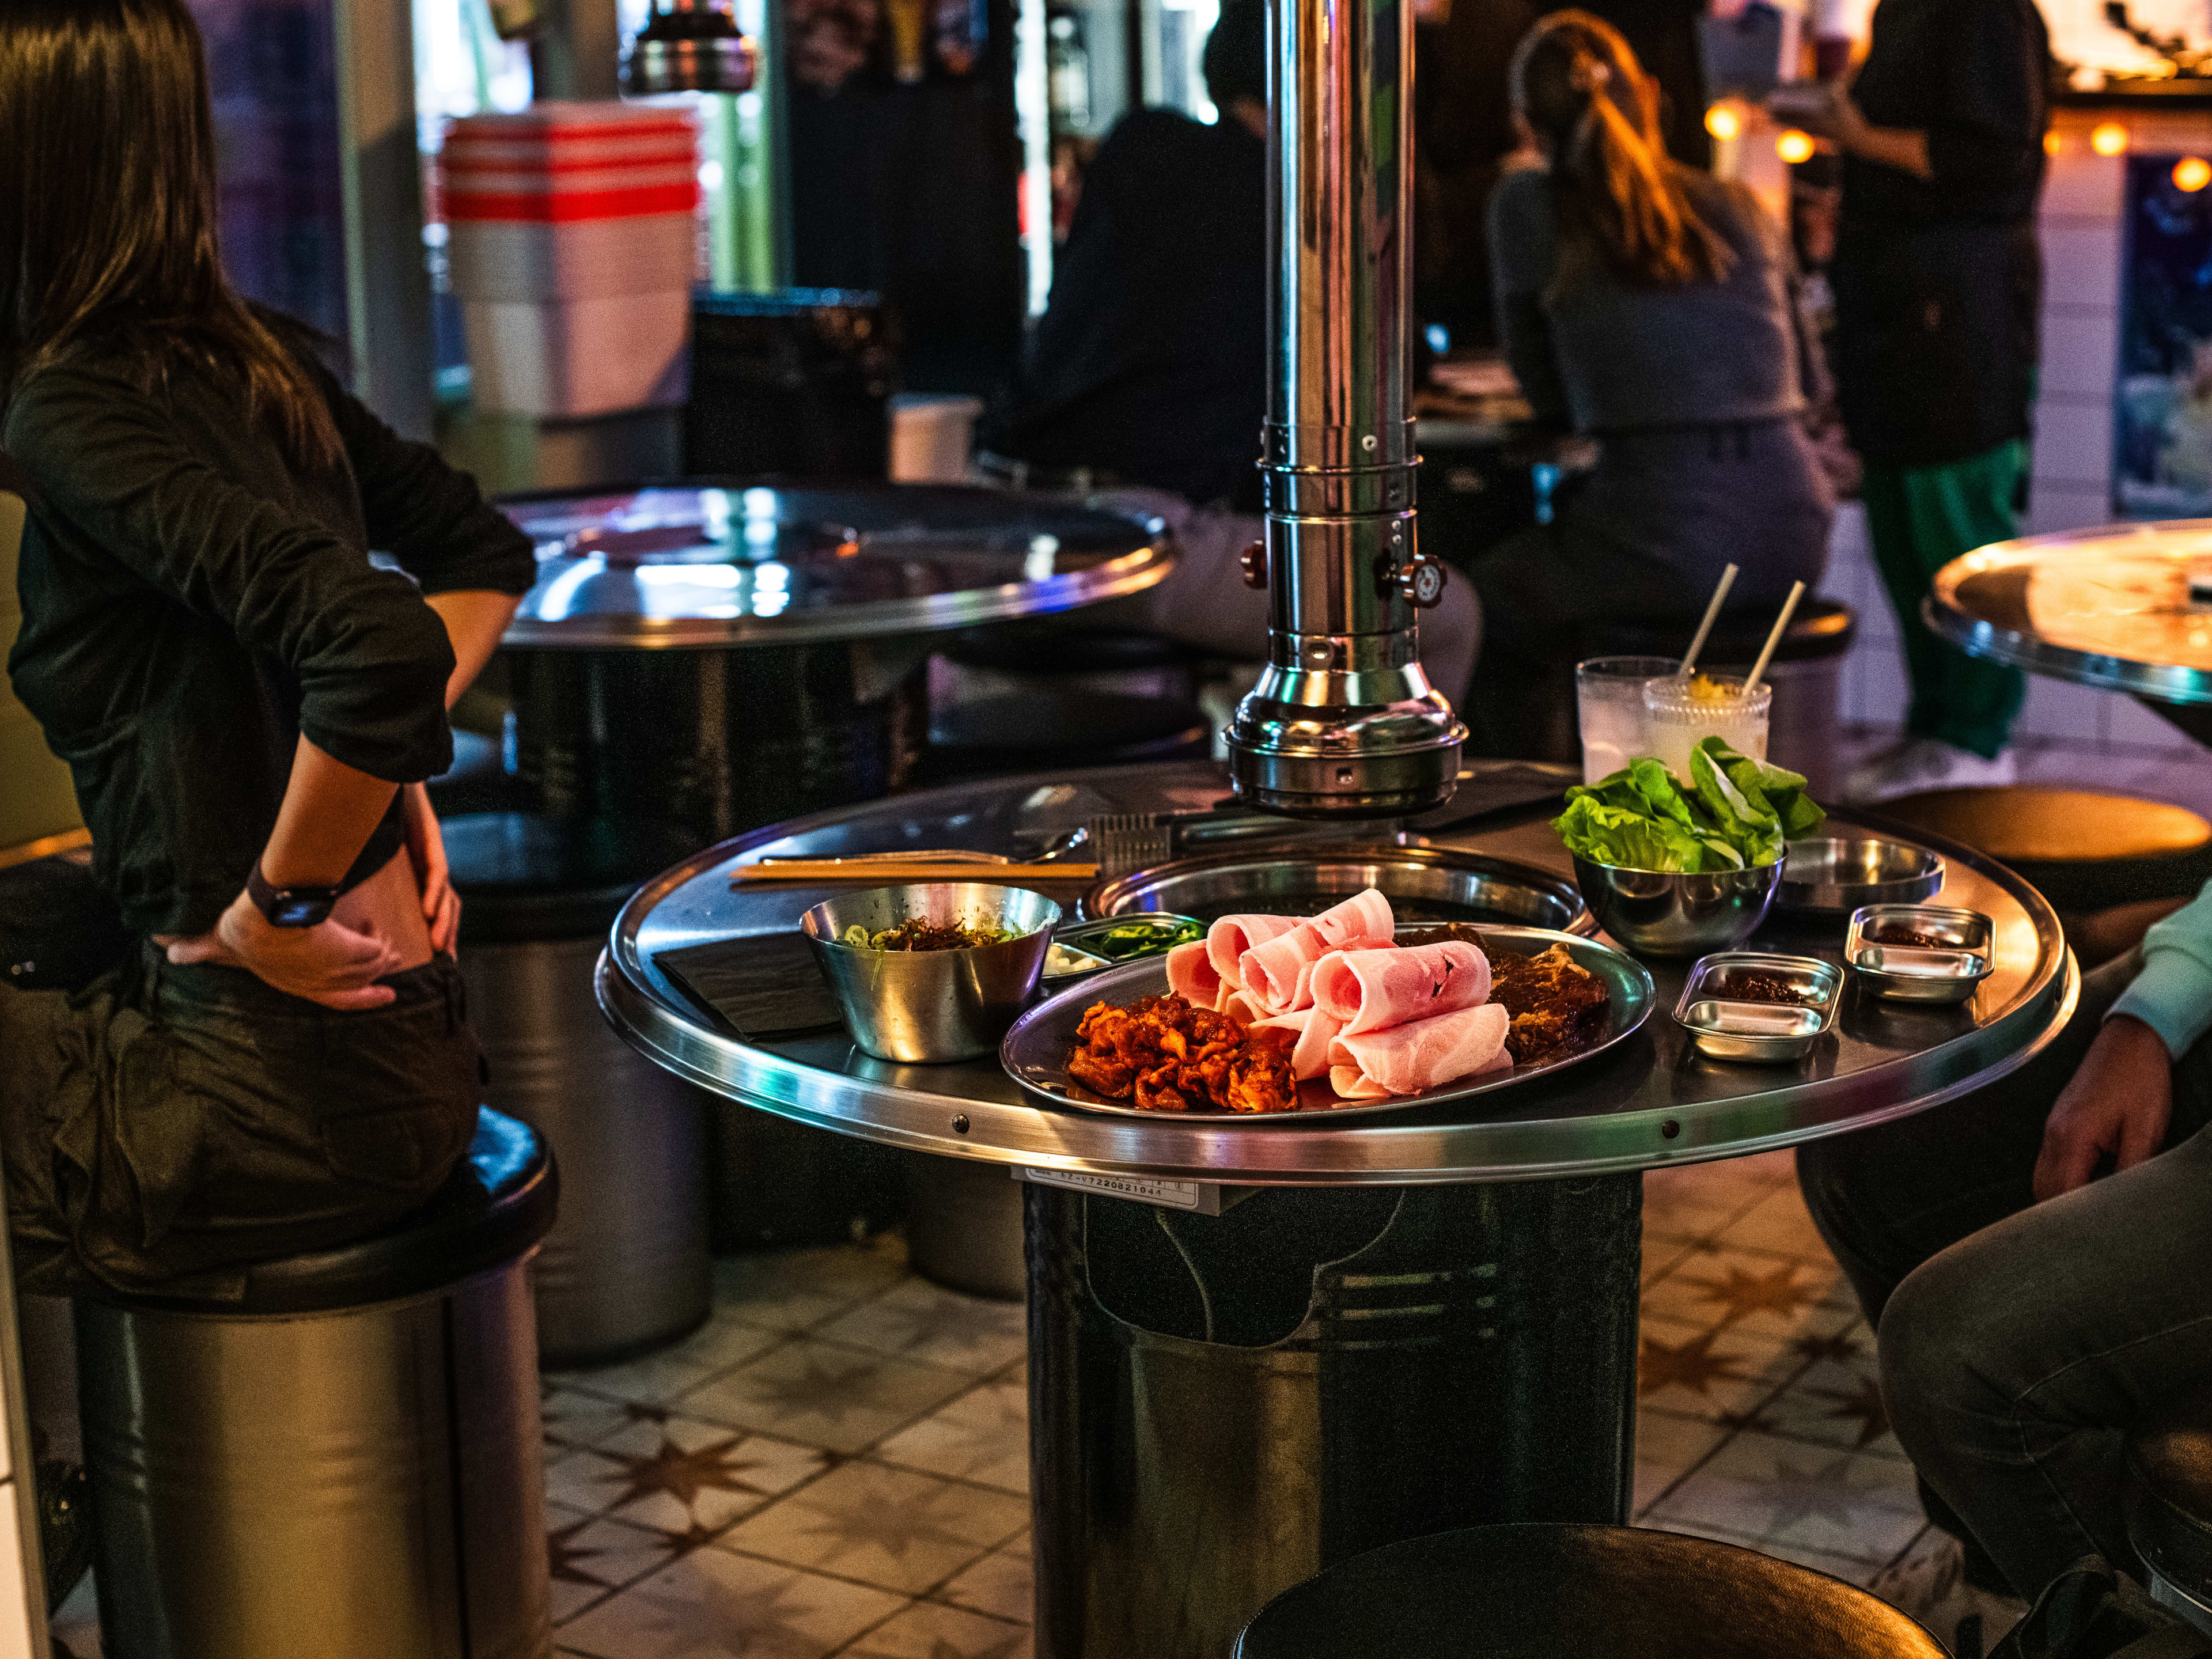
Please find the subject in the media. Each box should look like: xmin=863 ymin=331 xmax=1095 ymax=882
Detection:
xmin=1225 ymin=0 xmax=1465 ymax=817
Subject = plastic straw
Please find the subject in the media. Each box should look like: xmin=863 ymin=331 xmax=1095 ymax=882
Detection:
xmin=1742 ymin=581 xmax=1807 ymax=695
xmin=1677 ymin=562 xmax=1740 ymax=680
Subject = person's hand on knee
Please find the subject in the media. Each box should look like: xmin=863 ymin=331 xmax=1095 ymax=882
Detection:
xmin=2033 ymin=1015 xmax=2174 ymax=1200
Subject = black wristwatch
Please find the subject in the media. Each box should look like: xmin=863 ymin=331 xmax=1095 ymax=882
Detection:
xmin=245 ymin=863 xmax=342 ymax=929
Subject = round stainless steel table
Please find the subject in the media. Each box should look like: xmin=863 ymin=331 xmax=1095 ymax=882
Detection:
xmin=491 ymin=482 xmax=1175 ymax=842
xmin=600 ymin=762 xmax=2077 ymax=1659
xmin=1928 ymin=519 xmax=2212 ymax=741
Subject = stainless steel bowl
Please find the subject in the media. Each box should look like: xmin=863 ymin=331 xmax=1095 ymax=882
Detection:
xmin=1673 ymin=952 xmax=1843 ymax=1062
xmin=1846 ymin=904 xmax=1995 ymax=1003
xmin=1570 ymin=856 xmax=1782 ymax=959
xmin=800 ymin=884 xmax=1060 ymax=1062
xmin=1776 ymin=838 xmax=1944 ymax=913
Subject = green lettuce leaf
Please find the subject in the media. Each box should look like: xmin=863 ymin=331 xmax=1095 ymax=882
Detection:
xmin=1692 ymin=737 xmax=1827 ymax=840
xmin=1688 ymin=742 xmax=1785 ymax=868
xmin=1554 ymin=795 xmax=1732 ymax=873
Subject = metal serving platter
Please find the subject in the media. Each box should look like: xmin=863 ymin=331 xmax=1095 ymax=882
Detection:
xmin=1084 ymin=844 xmax=1592 ymax=934
xmin=1001 ymin=926 xmax=1655 ymax=1122
xmin=600 ymin=760 xmax=2077 ymax=1184
xmin=498 ymin=482 xmax=1173 ymax=649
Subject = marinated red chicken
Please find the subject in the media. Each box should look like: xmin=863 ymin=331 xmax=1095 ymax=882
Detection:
xmin=1069 ymin=994 xmax=1299 ymax=1113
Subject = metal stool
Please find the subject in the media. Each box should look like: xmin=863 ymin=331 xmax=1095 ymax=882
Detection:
xmin=1877 ymin=788 xmax=2212 ymax=915
xmin=2127 ymin=1385 xmax=2212 ymax=1637
xmin=448 ymin=812 xmax=713 ymax=1367
xmin=1233 ymin=1523 xmax=1948 ymax=1658
xmin=77 ymin=1107 xmax=558 ymax=1659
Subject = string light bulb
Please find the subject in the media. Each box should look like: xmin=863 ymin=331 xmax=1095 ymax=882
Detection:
xmin=2045 ymin=131 xmax=2063 ymax=156
xmin=1705 ymin=104 xmax=1743 ymax=142
xmin=1776 ymin=128 xmax=1815 ymax=164
xmin=2091 ymin=122 xmax=2129 ymax=157
xmin=2177 ymin=157 xmax=2212 ymax=191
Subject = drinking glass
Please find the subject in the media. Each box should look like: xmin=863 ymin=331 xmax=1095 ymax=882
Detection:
xmin=1641 ymin=672 xmax=1772 ymax=777
xmin=1574 ymin=656 xmax=1679 ymax=782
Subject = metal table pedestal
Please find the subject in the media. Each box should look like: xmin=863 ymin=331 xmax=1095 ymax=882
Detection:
xmin=1029 ymin=1176 xmax=1641 ymax=1659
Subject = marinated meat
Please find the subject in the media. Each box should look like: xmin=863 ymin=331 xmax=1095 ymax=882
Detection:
xmin=1487 ymin=943 xmax=1610 ymax=1064
xmin=1068 ymin=993 xmax=1299 ymax=1112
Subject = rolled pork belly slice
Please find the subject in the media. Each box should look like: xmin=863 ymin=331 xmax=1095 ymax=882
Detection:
xmin=1219 ymin=987 xmax=1267 ymax=1029
xmin=1327 ymin=1002 xmax=1512 ymax=1097
xmin=1289 ymin=934 xmax=1396 ymax=1014
xmin=1250 ymin=1004 xmax=1346 ymax=1081
xmin=1311 ymin=941 xmax=1490 ymax=1037
xmin=1239 ymin=891 xmax=1399 ymax=1013
xmin=1166 ymin=940 xmax=1221 ymax=1005
xmin=1206 ymin=914 xmax=1302 ymax=987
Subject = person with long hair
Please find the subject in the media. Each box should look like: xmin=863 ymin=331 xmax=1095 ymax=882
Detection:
xmin=0 ymin=0 xmax=535 ymax=1296
xmin=1465 ymin=10 xmax=1832 ymax=758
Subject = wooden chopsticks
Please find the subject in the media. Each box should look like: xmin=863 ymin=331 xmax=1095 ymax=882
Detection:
xmin=731 ymin=861 xmax=1097 ymax=884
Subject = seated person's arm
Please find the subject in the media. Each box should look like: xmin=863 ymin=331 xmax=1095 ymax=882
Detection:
xmin=2035 ymin=881 xmax=2212 ymax=1199
xmin=315 ymin=360 xmax=535 ymax=947
xmin=6 ymin=367 xmax=463 ymax=1007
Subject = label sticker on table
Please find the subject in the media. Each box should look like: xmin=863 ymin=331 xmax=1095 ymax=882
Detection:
xmin=1014 ymin=1166 xmax=1222 ymax=1214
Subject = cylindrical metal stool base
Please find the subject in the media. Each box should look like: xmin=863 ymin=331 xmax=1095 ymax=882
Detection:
xmin=78 ymin=1263 xmax=551 ymax=1659
xmin=904 ymin=1154 xmax=1026 ymax=1302
xmin=464 ymin=937 xmax=711 ymax=1366
xmin=1027 ymin=1175 xmax=1642 ymax=1659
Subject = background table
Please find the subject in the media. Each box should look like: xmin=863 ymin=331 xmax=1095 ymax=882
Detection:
xmin=600 ymin=761 xmax=2075 ymax=1658
xmin=1928 ymin=520 xmax=2212 ymax=743
xmin=484 ymin=482 xmax=1175 ymax=843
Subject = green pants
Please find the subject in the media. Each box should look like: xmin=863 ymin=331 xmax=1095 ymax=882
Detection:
xmin=1861 ymin=442 xmax=2029 ymax=759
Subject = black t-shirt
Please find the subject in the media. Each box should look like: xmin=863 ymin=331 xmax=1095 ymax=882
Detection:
xmin=1843 ymin=0 xmax=2048 ymax=227
xmin=4 ymin=324 xmax=537 ymax=935
xmin=989 ymin=109 xmax=1268 ymax=510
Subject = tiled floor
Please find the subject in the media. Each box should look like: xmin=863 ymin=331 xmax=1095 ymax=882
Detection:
xmin=50 ymin=1151 xmax=1945 ymax=1659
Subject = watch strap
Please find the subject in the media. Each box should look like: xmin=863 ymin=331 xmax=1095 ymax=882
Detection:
xmin=245 ymin=862 xmax=342 ymax=928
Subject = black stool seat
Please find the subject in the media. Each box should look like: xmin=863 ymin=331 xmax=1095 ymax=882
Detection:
xmin=1233 ymin=1524 xmax=1945 ymax=1658
xmin=1584 ymin=597 xmax=1858 ymax=666
xmin=2128 ymin=1385 xmax=2212 ymax=1608
xmin=88 ymin=1107 xmax=558 ymax=1317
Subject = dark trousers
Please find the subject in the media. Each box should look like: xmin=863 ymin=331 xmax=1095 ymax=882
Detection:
xmin=1797 ymin=952 xmax=2212 ymax=1597
xmin=0 ymin=858 xmax=481 ymax=1296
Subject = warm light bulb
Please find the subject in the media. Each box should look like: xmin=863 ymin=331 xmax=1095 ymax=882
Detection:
xmin=2091 ymin=122 xmax=2129 ymax=156
xmin=2176 ymin=157 xmax=2211 ymax=191
xmin=1776 ymin=128 xmax=1815 ymax=164
xmin=1705 ymin=104 xmax=1743 ymax=142
xmin=2044 ymin=131 xmax=2063 ymax=156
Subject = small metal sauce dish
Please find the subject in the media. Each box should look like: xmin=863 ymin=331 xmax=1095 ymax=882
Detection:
xmin=1776 ymin=838 xmax=1944 ymax=913
xmin=1846 ymin=905 xmax=1995 ymax=1003
xmin=1673 ymin=952 xmax=1842 ymax=1062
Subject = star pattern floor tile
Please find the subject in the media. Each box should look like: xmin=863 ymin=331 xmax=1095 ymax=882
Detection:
xmin=673 ymin=1337 xmax=978 ymax=1456
xmin=715 ymin=1460 xmax=1028 ymax=1595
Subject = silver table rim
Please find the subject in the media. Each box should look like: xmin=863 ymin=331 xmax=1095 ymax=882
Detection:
xmin=1926 ymin=518 xmax=2212 ymax=705
xmin=598 ymin=764 xmax=2078 ymax=1185
xmin=495 ymin=482 xmax=1177 ymax=650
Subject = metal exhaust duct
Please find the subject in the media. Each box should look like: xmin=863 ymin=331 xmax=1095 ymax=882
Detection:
xmin=1226 ymin=0 xmax=1465 ymax=817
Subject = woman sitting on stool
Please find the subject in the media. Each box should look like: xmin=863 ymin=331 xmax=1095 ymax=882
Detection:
xmin=0 ymin=0 xmax=535 ymax=1296
xmin=1466 ymin=9 xmax=1832 ymax=759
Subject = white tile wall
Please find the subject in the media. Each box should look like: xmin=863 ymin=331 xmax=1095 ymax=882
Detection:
xmin=2031 ymin=397 xmax=2116 ymax=490
xmin=2039 ymin=308 xmax=2123 ymax=399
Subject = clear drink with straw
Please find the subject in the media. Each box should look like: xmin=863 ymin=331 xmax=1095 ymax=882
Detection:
xmin=1575 ymin=656 xmax=1679 ymax=781
xmin=1640 ymin=672 xmax=1774 ymax=773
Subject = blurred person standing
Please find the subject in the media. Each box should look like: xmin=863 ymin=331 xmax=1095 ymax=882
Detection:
xmin=1466 ymin=10 xmax=1831 ymax=757
xmin=1795 ymin=0 xmax=2048 ymax=801
xmin=982 ymin=0 xmax=1482 ymax=694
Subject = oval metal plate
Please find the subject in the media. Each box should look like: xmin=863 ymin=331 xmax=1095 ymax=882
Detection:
xmin=999 ymin=924 xmax=1655 ymax=1122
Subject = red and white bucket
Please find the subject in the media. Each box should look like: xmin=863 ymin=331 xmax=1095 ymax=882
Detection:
xmin=441 ymin=102 xmax=702 ymax=418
